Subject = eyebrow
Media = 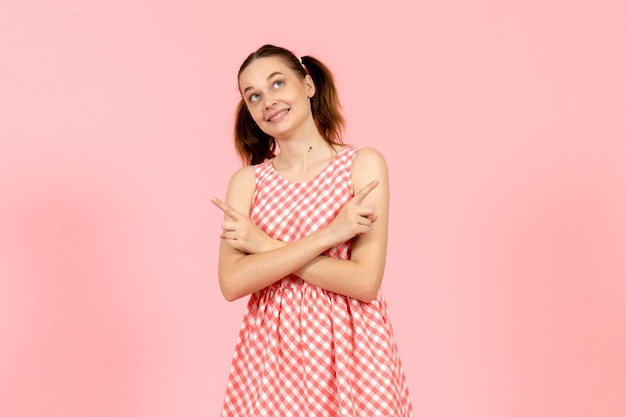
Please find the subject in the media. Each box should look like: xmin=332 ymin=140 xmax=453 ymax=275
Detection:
xmin=242 ymin=71 xmax=284 ymax=94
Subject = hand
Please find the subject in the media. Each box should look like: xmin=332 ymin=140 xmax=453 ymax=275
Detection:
xmin=211 ymin=198 xmax=280 ymax=254
xmin=325 ymin=179 xmax=379 ymax=245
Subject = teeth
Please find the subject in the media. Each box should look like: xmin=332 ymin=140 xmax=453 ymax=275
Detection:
xmin=269 ymin=109 xmax=288 ymax=122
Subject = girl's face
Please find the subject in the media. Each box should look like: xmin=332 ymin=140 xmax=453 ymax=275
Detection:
xmin=238 ymin=57 xmax=315 ymax=139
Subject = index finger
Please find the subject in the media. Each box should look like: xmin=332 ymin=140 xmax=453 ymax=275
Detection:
xmin=211 ymin=197 xmax=244 ymax=219
xmin=352 ymin=179 xmax=379 ymax=204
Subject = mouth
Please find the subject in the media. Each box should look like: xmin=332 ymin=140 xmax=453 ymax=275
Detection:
xmin=266 ymin=108 xmax=290 ymax=123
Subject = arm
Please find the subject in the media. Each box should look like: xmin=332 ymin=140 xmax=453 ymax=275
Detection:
xmin=213 ymin=164 xmax=379 ymax=301
xmin=293 ymin=147 xmax=389 ymax=302
xmin=214 ymin=148 xmax=389 ymax=303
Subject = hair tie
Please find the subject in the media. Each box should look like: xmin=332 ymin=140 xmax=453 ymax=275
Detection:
xmin=299 ymin=56 xmax=308 ymax=72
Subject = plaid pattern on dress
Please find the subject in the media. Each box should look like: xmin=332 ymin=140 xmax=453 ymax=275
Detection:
xmin=221 ymin=146 xmax=413 ymax=416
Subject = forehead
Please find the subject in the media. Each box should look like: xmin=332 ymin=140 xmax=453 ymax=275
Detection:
xmin=238 ymin=57 xmax=296 ymax=87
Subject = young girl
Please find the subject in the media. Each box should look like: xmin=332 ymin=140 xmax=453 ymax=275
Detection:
xmin=212 ymin=44 xmax=413 ymax=416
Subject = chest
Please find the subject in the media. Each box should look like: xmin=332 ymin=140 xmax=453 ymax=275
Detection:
xmin=250 ymin=173 xmax=353 ymax=242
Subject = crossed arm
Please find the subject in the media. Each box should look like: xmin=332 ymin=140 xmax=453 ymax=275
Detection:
xmin=212 ymin=147 xmax=389 ymax=303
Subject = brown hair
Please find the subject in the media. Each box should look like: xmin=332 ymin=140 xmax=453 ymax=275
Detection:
xmin=234 ymin=44 xmax=345 ymax=165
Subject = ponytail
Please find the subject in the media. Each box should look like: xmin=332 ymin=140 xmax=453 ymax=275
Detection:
xmin=301 ymin=55 xmax=345 ymax=148
xmin=234 ymin=99 xmax=276 ymax=165
xmin=234 ymin=45 xmax=345 ymax=166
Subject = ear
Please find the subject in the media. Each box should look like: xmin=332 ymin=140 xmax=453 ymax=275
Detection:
xmin=304 ymin=74 xmax=316 ymax=98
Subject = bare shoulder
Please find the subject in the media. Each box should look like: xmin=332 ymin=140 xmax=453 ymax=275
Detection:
xmin=225 ymin=165 xmax=256 ymax=215
xmin=228 ymin=164 xmax=255 ymax=188
xmin=354 ymin=146 xmax=387 ymax=165
xmin=352 ymin=146 xmax=389 ymax=189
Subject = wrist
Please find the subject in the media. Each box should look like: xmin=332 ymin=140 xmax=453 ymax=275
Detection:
xmin=311 ymin=226 xmax=339 ymax=252
xmin=267 ymin=237 xmax=287 ymax=252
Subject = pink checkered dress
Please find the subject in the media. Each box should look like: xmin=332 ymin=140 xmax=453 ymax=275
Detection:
xmin=221 ymin=146 xmax=413 ymax=416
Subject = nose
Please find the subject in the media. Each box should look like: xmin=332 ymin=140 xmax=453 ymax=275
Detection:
xmin=264 ymin=95 xmax=277 ymax=109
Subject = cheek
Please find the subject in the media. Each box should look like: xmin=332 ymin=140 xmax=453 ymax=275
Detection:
xmin=247 ymin=105 xmax=264 ymax=123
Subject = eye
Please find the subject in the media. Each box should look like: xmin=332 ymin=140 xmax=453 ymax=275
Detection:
xmin=249 ymin=93 xmax=260 ymax=102
xmin=272 ymin=80 xmax=284 ymax=89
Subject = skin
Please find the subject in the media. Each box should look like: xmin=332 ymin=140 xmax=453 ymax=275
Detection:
xmin=212 ymin=56 xmax=390 ymax=303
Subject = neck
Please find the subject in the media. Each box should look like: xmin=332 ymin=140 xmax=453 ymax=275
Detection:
xmin=274 ymin=119 xmax=328 ymax=160
xmin=273 ymin=134 xmax=338 ymax=171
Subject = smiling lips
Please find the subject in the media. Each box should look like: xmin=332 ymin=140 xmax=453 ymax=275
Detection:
xmin=266 ymin=109 xmax=290 ymax=123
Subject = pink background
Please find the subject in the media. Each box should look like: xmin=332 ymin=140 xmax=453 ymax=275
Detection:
xmin=1 ymin=1 xmax=625 ymax=416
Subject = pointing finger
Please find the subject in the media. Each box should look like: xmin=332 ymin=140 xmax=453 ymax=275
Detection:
xmin=211 ymin=197 xmax=244 ymax=219
xmin=352 ymin=179 xmax=379 ymax=204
